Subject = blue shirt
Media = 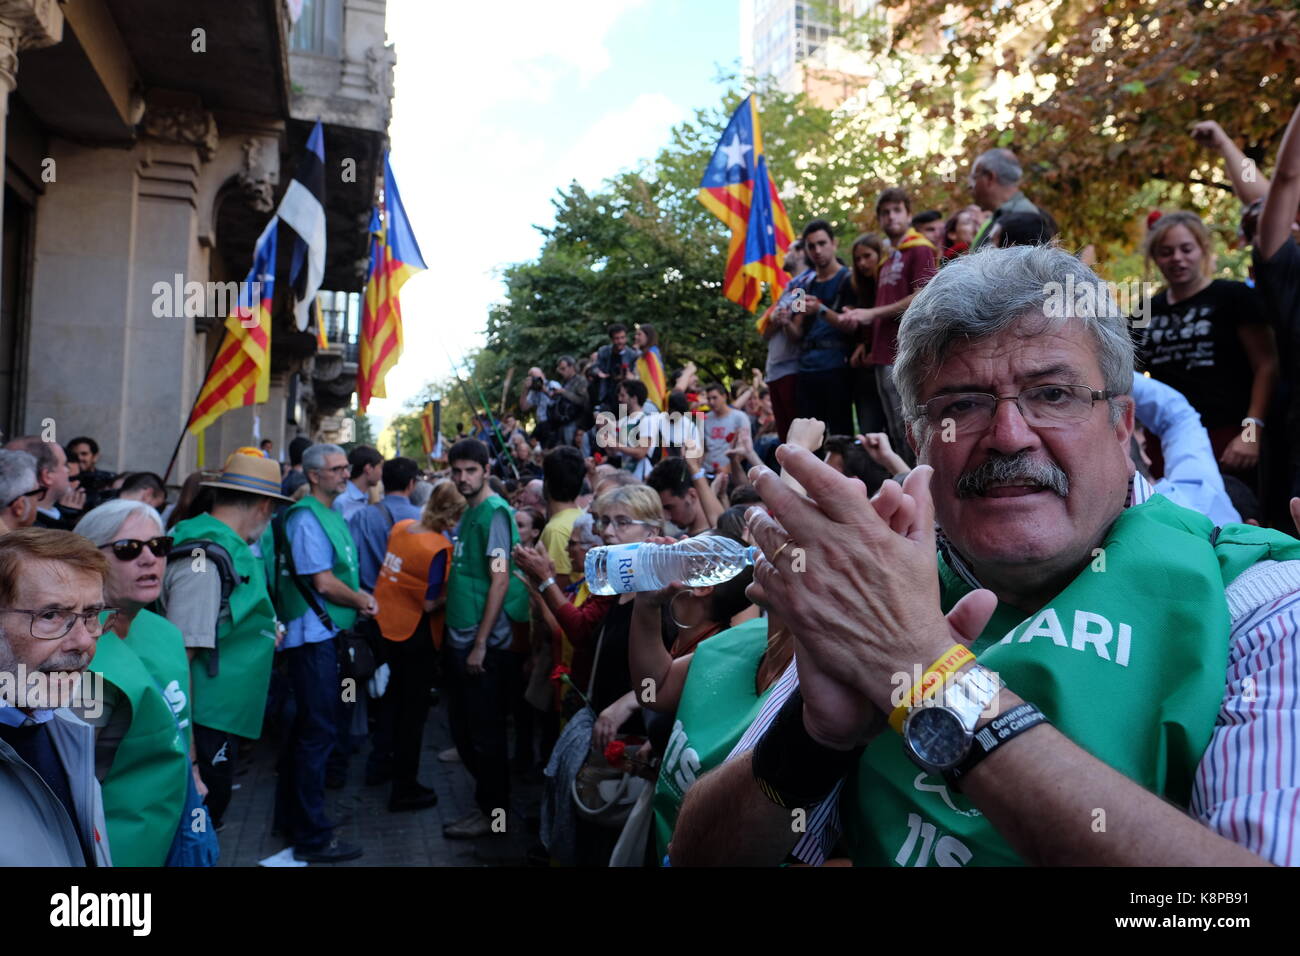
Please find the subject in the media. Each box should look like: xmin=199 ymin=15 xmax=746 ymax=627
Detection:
xmin=797 ymin=266 xmax=853 ymax=373
xmin=348 ymin=494 xmax=422 ymax=591
xmin=1131 ymin=373 xmax=1240 ymax=526
xmin=0 ymin=706 xmax=53 ymax=727
xmin=332 ymin=481 xmax=370 ymax=522
xmin=281 ymin=508 xmax=341 ymax=649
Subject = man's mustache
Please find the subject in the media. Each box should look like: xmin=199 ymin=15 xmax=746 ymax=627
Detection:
xmin=39 ymin=651 xmax=93 ymax=672
xmin=956 ymin=451 xmax=1069 ymax=499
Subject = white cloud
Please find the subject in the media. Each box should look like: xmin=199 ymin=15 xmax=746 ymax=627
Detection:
xmin=364 ymin=0 xmax=682 ymax=428
xmin=558 ymin=92 xmax=685 ymax=191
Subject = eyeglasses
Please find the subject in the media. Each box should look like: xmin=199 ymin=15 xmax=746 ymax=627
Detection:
xmin=100 ymin=536 xmax=174 ymax=561
xmin=914 ymin=385 xmax=1115 ymax=436
xmin=0 ymin=606 xmax=118 ymax=640
xmin=3 ymin=486 xmax=43 ymax=509
xmin=592 ymin=515 xmax=656 ymax=532
xmin=317 ymin=465 xmax=350 ymax=475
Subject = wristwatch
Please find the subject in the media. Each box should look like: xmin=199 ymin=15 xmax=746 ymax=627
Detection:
xmin=901 ymin=664 xmax=1004 ymax=776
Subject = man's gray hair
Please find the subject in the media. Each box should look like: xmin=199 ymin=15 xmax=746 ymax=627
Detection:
xmin=974 ymin=147 xmax=1023 ymax=186
xmin=572 ymin=510 xmax=598 ymax=543
xmin=74 ymin=499 xmax=164 ymax=547
xmin=409 ymin=479 xmax=433 ymax=509
xmin=893 ymin=245 xmax=1134 ymax=440
xmin=0 ymin=449 xmax=38 ymax=506
xmin=302 ymin=443 xmax=345 ymax=473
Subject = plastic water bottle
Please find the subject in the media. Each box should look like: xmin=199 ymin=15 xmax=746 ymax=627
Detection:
xmin=585 ymin=536 xmax=759 ymax=595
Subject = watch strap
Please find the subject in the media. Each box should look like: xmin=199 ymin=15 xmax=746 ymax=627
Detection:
xmin=945 ymin=663 xmax=1003 ymax=732
xmin=888 ymin=644 xmax=976 ymax=734
xmin=752 ymin=689 xmax=864 ymax=809
xmin=945 ymin=702 xmax=1049 ymax=790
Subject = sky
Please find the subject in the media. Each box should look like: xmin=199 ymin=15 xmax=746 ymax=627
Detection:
xmin=369 ymin=0 xmax=742 ymax=429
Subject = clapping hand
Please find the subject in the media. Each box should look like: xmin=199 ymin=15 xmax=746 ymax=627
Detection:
xmin=745 ymin=448 xmax=997 ymax=748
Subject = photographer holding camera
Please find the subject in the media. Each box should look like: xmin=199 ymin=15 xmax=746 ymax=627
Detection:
xmin=67 ymin=436 xmax=116 ymax=510
xmin=522 ymin=358 xmax=588 ymax=449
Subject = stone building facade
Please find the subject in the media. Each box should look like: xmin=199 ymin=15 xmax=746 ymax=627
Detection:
xmin=0 ymin=0 xmax=393 ymax=478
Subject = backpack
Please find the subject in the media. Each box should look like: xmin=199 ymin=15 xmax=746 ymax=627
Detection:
xmin=162 ymin=539 xmax=240 ymax=679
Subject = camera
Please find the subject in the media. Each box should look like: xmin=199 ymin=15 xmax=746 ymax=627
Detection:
xmin=72 ymin=470 xmax=114 ymax=493
xmin=530 ymin=376 xmax=544 ymax=391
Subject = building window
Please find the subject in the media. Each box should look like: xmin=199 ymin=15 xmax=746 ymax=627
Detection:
xmin=317 ymin=290 xmax=361 ymax=361
xmin=290 ymin=0 xmax=343 ymax=57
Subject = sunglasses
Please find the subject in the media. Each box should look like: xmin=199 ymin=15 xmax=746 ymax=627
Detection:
xmin=3 ymin=486 xmax=43 ymax=509
xmin=101 ymin=536 xmax=174 ymax=561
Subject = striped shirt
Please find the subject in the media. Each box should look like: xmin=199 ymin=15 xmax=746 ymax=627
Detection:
xmin=726 ymin=475 xmax=1300 ymax=865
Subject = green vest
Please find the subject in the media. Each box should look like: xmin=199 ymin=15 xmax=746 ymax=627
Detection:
xmin=445 ymin=494 xmax=530 ymax=630
xmin=89 ymin=628 xmax=190 ymax=867
xmin=844 ymin=494 xmax=1300 ymax=866
xmin=275 ymin=495 xmax=360 ymax=631
xmin=172 ymin=513 xmax=279 ymax=738
xmin=122 ymin=609 xmax=193 ymax=751
xmin=652 ymin=618 xmax=771 ymax=861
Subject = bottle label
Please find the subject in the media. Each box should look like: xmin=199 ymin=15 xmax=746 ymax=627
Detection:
xmin=604 ymin=542 xmax=648 ymax=593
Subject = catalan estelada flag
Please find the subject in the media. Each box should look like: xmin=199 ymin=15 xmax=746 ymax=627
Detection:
xmin=187 ymin=219 xmax=278 ymax=434
xmin=420 ymin=401 xmax=434 ymax=456
xmin=697 ymin=95 xmax=795 ymax=328
xmin=636 ymin=345 xmax=667 ymax=411
xmin=358 ymin=152 xmax=427 ymax=411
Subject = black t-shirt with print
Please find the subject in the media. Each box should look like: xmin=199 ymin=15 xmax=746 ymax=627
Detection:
xmin=1134 ymin=279 xmax=1266 ymax=430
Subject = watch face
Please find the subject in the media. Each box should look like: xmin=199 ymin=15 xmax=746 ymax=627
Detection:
xmin=904 ymin=706 xmax=970 ymax=771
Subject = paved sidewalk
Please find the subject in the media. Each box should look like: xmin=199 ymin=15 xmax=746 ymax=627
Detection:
xmin=219 ymin=698 xmax=546 ymax=867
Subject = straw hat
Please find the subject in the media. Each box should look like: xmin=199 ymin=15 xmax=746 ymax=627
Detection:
xmin=200 ymin=449 xmax=293 ymax=502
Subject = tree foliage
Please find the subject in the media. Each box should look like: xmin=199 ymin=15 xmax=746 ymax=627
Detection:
xmin=399 ymin=0 xmax=1300 ymax=423
xmin=847 ymin=0 xmax=1300 ymax=260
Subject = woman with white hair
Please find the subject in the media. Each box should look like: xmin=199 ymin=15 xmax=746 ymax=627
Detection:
xmin=75 ymin=499 xmax=214 ymax=866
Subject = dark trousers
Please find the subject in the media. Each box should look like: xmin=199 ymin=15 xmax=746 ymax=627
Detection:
xmin=769 ymin=373 xmax=797 ymax=443
xmin=193 ymin=724 xmax=236 ymax=828
xmin=852 ymin=365 xmax=888 ymax=435
xmin=796 ymin=367 xmax=854 ymax=437
xmin=274 ymin=638 xmax=339 ymax=851
xmin=443 ymin=642 xmax=510 ymax=816
xmin=369 ymin=626 xmax=438 ymax=790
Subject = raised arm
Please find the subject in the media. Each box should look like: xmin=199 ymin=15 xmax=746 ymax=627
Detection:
xmin=1257 ymin=102 xmax=1300 ymax=260
xmin=628 ymin=587 xmax=691 ymax=714
xmin=1191 ymin=120 xmax=1271 ymax=205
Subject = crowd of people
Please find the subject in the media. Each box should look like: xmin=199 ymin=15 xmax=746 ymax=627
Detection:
xmin=4 ymin=96 xmax=1300 ymax=867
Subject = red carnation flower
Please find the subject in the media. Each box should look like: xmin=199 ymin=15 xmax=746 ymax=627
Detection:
xmin=549 ymin=664 xmax=572 ymax=683
xmin=604 ymin=740 xmax=626 ymax=764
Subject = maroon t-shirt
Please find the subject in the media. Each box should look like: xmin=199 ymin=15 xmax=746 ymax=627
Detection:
xmin=870 ymin=241 xmax=938 ymax=366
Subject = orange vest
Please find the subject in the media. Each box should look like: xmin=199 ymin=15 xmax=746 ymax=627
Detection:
xmin=374 ymin=519 xmax=451 ymax=645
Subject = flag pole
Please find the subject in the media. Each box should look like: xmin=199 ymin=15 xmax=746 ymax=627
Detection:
xmin=441 ymin=345 xmax=519 ymax=481
xmin=163 ymin=329 xmax=227 ymax=484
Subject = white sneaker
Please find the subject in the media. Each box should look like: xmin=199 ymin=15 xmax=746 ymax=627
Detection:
xmin=258 ymin=847 xmax=308 ymax=867
xmin=443 ymin=810 xmax=492 ymax=839
xmin=437 ymin=747 xmax=462 ymax=763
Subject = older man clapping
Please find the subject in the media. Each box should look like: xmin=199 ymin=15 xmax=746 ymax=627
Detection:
xmin=672 ymin=244 xmax=1300 ymax=867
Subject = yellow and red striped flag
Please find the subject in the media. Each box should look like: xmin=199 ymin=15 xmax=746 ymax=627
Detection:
xmin=187 ymin=220 xmax=278 ymax=434
xmin=314 ymin=295 xmax=329 ymax=351
xmin=357 ymin=152 xmax=426 ymax=411
xmin=420 ymin=401 xmax=434 ymax=456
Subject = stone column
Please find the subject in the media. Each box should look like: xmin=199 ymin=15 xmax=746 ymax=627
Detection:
xmin=0 ymin=0 xmax=62 ymax=341
xmin=25 ymin=103 xmax=214 ymax=476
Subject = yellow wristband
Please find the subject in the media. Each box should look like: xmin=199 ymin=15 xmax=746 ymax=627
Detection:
xmin=888 ymin=644 xmax=976 ymax=734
